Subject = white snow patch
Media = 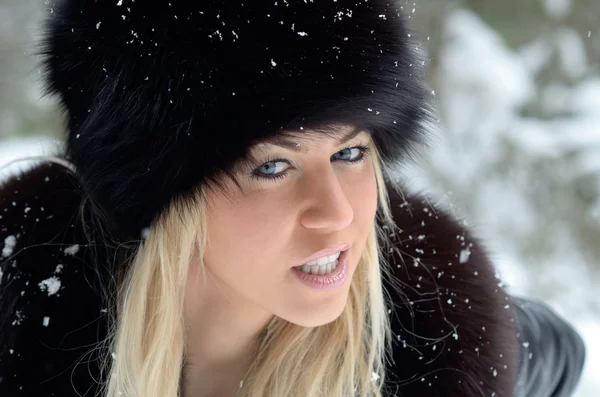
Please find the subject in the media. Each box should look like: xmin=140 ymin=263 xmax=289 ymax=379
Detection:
xmin=141 ymin=227 xmax=151 ymax=239
xmin=541 ymin=0 xmax=573 ymax=18
xmin=555 ymin=27 xmax=588 ymax=79
xmin=0 ymin=136 xmax=62 ymax=181
xmin=38 ymin=277 xmax=61 ymax=296
xmin=370 ymin=372 xmax=380 ymax=382
xmin=63 ymin=244 xmax=80 ymax=256
xmin=519 ymin=38 xmax=554 ymax=76
xmin=2 ymin=235 xmax=17 ymax=258
xmin=572 ymin=319 xmax=600 ymax=396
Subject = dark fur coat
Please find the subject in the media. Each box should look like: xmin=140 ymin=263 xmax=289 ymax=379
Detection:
xmin=0 ymin=163 xmax=585 ymax=396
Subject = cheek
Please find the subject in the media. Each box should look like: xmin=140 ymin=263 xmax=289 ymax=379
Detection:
xmin=203 ymin=195 xmax=293 ymax=273
xmin=348 ymin=165 xmax=378 ymax=225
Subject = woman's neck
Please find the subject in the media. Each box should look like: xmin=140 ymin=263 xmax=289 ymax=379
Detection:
xmin=181 ymin=357 xmax=250 ymax=397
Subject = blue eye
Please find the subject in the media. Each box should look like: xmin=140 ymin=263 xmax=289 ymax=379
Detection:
xmin=333 ymin=147 xmax=362 ymax=161
xmin=256 ymin=161 xmax=289 ymax=176
xmin=251 ymin=144 xmax=371 ymax=182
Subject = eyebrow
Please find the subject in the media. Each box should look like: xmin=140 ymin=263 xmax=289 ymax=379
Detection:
xmin=262 ymin=126 xmax=364 ymax=152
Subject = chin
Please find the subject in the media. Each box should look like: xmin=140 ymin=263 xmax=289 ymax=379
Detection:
xmin=290 ymin=314 xmax=343 ymax=328
xmin=285 ymin=295 xmax=349 ymax=328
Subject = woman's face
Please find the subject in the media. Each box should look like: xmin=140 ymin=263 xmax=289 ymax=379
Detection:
xmin=193 ymin=125 xmax=378 ymax=328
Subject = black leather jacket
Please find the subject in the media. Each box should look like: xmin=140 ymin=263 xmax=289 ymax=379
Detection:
xmin=514 ymin=297 xmax=586 ymax=397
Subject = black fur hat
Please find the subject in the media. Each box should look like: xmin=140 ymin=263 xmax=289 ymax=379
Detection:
xmin=40 ymin=0 xmax=429 ymax=238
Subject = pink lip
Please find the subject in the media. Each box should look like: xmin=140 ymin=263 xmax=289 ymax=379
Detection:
xmin=295 ymin=243 xmax=351 ymax=267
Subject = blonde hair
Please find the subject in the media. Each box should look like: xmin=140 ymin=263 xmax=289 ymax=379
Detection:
xmin=99 ymin=143 xmax=401 ymax=397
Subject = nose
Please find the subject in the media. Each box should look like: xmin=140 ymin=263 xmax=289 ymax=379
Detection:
xmin=299 ymin=167 xmax=354 ymax=231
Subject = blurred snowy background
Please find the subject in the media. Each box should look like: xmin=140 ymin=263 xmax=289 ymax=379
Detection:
xmin=0 ymin=0 xmax=598 ymax=395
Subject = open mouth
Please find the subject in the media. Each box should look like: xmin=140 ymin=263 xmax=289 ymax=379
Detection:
xmin=293 ymin=250 xmax=345 ymax=276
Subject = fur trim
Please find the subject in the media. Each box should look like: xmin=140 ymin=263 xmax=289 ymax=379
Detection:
xmin=382 ymin=189 xmax=519 ymax=396
xmin=39 ymin=0 xmax=431 ymax=238
xmin=0 ymin=165 xmax=518 ymax=396
xmin=0 ymin=164 xmax=107 ymax=396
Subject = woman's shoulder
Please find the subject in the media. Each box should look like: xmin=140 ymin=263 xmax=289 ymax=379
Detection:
xmin=0 ymin=162 xmax=106 ymax=397
xmin=381 ymin=183 xmax=586 ymax=397
xmin=381 ymin=184 xmax=520 ymax=396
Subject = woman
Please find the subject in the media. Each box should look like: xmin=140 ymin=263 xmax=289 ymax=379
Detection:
xmin=0 ymin=1 xmax=586 ymax=396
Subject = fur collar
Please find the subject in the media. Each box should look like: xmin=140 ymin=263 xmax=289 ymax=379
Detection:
xmin=0 ymin=163 xmax=518 ymax=396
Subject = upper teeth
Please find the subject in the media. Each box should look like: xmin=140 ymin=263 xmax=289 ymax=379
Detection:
xmin=304 ymin=251 xmax=341 ymax=266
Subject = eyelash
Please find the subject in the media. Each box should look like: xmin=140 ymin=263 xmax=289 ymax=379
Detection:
xmin=250 ymin=144 xmax=372 ymax=182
